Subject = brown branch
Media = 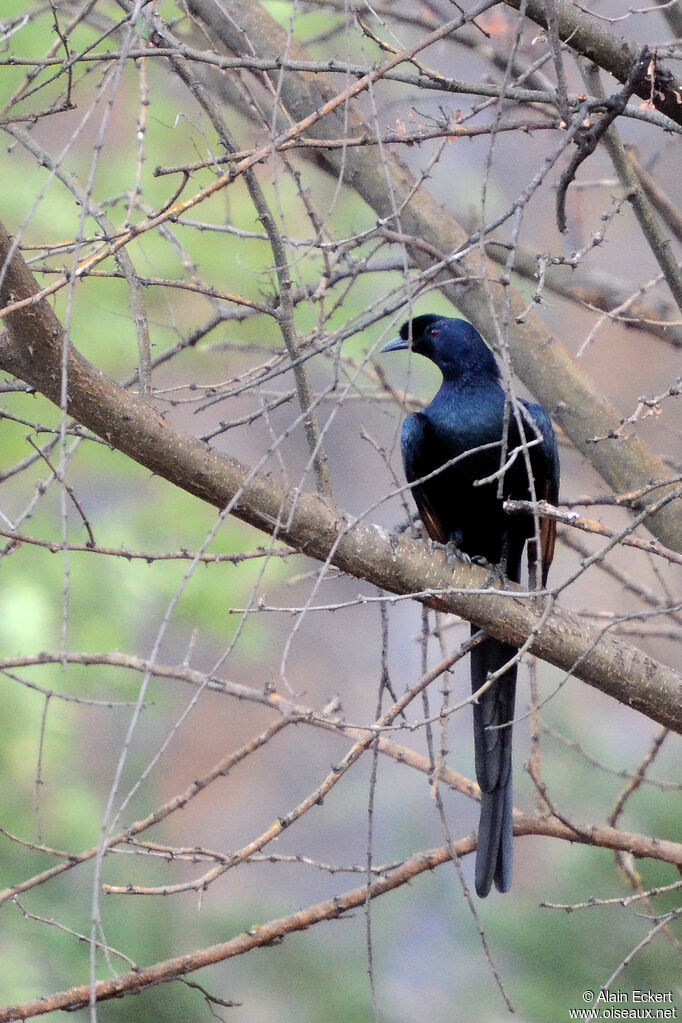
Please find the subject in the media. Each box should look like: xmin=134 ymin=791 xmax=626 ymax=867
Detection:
xmin=1 ymin=648 xmax=680 ymax=1016
xmin=556 ymin=49 xmax=650 ymax=233
xmin=502 ymin=0 xmax=682 ymax=126
xmin=505 ymin=498 xmax=682 ymax=567
xmin=0 ymin=527 xmax=295 ymax=563
xmin=184 ymin=0 xmax=682 ymax=553
xmin=3 ymin=42 xmax=677 ymax=135
xmin=582 ymin=61 xmax=682 ymax=316
xmin=153 ymin=119 xmax=559 ymax=176
xmin=609 ymin=726 xmax=669 ymax=829
xmin=1 ymin=817 xmax=679 ymax=1020
xmin=1 ymin=222 xmax=681 ymax=732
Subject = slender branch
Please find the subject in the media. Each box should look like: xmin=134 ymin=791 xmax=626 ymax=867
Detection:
xmin=154 ymin=119 xmax=560 ymax=176
xmin=1 ymin=221 xmax=681 ymax=731
xmin=627 ymin=146 xmax=682 ymax=245
xmin=505 ymin=498 xmax=682 ymax=567
xmin=3 ymin=42 xmax=679 ymax=133
xmin=185 ymin=0 xmax=682 ymax=552
xmin=582 ymin=61 xmax=682 ymax=315
xmin=556 ymin=50 xmax=650 ymax=233
xmin=153 ymin=26 xmax=332 ymax=497
xmin=544 ymin=0 xmax=572 ymax=125
xmin=1 ymin=813 xmax=679 ymax=1020
xmin=502 ymin=0 xmax=682 ymax=125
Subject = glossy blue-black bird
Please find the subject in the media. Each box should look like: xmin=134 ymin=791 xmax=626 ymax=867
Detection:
xmin=381 ymin=314 xmax=559 ymax=896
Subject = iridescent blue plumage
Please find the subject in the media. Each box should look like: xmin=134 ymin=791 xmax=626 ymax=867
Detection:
xmin=382 ymin=315 xmax=559 ymax=896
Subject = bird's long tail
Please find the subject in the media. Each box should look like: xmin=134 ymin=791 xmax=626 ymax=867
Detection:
xmin=470 ymin=628 xmax=517 ymax=897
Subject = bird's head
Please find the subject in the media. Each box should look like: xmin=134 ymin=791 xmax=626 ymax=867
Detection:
xmin=380 ymin=314 xmax=499 ymax=381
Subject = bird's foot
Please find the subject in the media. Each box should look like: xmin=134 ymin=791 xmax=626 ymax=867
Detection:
xmin=427 ymin=542 xmax=507 ymax=585
xmin=481 ymin=560 xmax=508 ymax=589
xmin=470 ymin=553 xmax=495 ymax=570
xmin=428 ymin=538 xmax=472 ymax=567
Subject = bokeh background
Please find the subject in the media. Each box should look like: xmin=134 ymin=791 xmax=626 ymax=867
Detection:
xmin=0 ymin=1 xmax=680 ymax=1020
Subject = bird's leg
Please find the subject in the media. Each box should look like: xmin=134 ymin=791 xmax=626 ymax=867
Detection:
xmin=480 ymin=534 xmax=509 ymax=589
xmin=498 ymin=532 xmax=509 ymax=576
xmin=427 ymin=530 xmax=473 ymax=567
xmin=428 ymin=534 xmax=502 ymax=576
xmin=445 ymin=538 xmax=471 ymax=565
xmin=527 ymin=538 xmax=538 ymax=590
xmin=482 ymin=563 xmax=507 ymax=589
xmin=427 ymin=536 xmax=464 ymax=562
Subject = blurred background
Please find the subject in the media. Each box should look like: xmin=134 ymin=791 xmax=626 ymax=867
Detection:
xmin=0 ymin=0 xmax=680 ymax=1019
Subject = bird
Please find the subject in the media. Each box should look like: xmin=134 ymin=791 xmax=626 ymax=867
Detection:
xmin=381 ymin=314 xmax=559 ymax=897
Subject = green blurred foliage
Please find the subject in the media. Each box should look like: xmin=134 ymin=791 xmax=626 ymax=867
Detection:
xmin=0 ymin=3 xmax=679 ymax=1022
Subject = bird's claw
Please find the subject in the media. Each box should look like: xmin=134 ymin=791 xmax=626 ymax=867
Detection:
xmin=426 ymin=540 xmax=507 ymax=583
xmin=447 ymin=541 xmax=471 ymax=565
xmin=428 ymin=538 xmax=471 ymax=567
xmin=482 ymin=561 xmax=508 ymax=589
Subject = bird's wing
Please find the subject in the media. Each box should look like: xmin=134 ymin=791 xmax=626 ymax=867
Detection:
xmin=400 ymin=413 xmax=449 ymax=544
xmin=524 ymin=402 xmax=560 ymax=586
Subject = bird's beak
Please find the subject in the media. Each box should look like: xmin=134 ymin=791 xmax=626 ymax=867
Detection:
xmin=380 ymin=336 xmax=409 ymax=353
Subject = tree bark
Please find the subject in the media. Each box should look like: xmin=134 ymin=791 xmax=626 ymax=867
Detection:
xmin=1 ymin=222 xmax=680 ymax=732
xmin=183 ymin=0 xmax=682 ymax=552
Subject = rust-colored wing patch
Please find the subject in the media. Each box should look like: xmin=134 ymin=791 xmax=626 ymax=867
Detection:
xmin=540 ymin=478 xmax=557 ymax=586
xmin=415 ymin=488 xmax=449 ymax=545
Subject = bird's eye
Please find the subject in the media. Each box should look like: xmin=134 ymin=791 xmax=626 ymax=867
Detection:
xmin=430 ymin=327 xmax=440 ymax=338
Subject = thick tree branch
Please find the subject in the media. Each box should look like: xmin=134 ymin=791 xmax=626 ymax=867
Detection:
xmin=582 ymin=61 xmax=682 ymax=316
xmin=503 ymin=0 xmax=682 ymax=126
xmin=1 ymin=221 xmax=680 ymax=732
xmin=183 ymin=0 xmax=682 ymax=553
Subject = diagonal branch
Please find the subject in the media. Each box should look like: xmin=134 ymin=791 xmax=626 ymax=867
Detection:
xmin=1 ymin=815 xmax=680 ymax=1020
xmin=502 ymin=0 xmax=682 ymax=126
xmin=556 ymin=49 xmax=651 ymax=233
xmin=1 ymin=220 xmax=681 ymax=732
xmin=184 ymin=0 xmax=682 ymax=553
xmin=582 ymin=61 xmax=682 ymax=316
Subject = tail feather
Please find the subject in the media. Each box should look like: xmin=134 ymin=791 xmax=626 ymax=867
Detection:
xmin=471 ymin=628 xmax=516 ymax=897
xmin=494 ymin=779 xmax=514 ymax=893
